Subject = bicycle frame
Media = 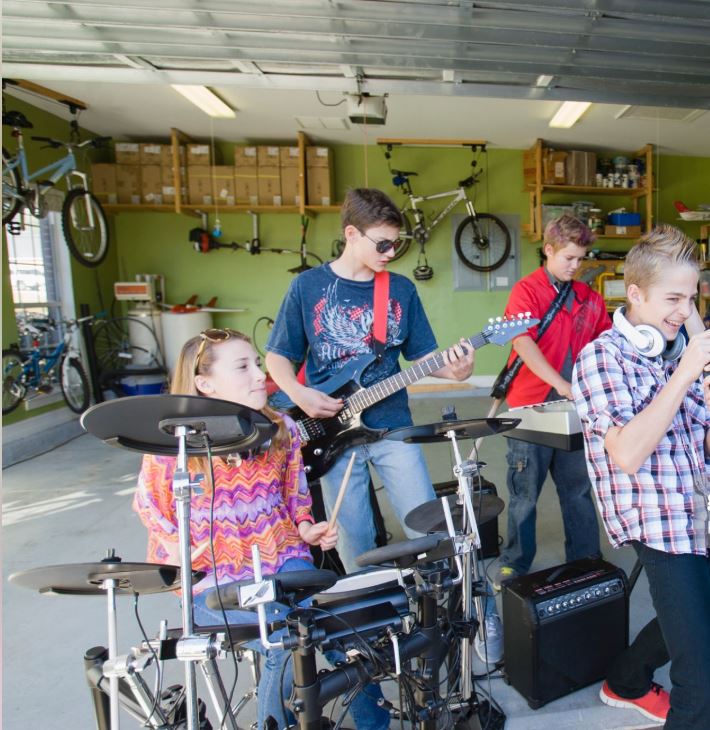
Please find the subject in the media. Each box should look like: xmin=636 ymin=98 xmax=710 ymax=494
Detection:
xmin=406 ymin=186 xmax=476 ymax=235
xmin=21 ymin=338 xmax=67 ymax=388
xmin=4 ymin=128 xmax=93 ymax=222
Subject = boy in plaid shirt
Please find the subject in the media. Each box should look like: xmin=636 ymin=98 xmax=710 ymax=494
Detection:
xmin=572 ymin=225 xmax=710 ymax=729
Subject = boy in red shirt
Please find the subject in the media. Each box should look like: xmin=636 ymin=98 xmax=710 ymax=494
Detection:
xmin=493 ymin=214 xmax=610 ymax=590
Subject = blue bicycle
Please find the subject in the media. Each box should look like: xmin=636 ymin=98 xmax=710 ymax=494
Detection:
xmin=2 ymin=316 xmax=92 ymax=414
xmin=2 ymin=108 xmax=110 ymax=267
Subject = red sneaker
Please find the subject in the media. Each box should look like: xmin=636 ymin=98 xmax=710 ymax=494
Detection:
xmin=600 ymin=680 xmax=670 ymax=723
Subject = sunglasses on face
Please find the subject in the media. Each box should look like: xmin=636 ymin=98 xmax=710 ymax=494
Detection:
xmin=359 ymin=229 xmax=403 ymax=255
xmin=194 ymin=328 xmax=238 ymax=373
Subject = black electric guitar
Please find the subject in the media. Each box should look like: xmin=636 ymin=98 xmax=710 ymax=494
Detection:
xmin=274 ymin=313 xmax=538 ymax=480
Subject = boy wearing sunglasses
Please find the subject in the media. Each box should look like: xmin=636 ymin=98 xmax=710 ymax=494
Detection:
xmin=265 ymin=188 xmax=505 ymax=664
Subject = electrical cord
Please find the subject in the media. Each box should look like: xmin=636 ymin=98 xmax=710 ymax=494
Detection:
xmin=251 ymin=316 xmax=274 ymax=358
xmin=132 ymin=592 xmax=164 ymax=726
xmin=204 ymin=439 xmax=241 ymax=728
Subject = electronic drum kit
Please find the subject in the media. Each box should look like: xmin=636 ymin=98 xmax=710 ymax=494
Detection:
xmin=9 ymin=394 xmax=519 ymax=730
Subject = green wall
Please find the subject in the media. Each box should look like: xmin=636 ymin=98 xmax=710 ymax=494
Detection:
xmin=2 ymin=96 xmax=119 ymax=423
xmin=4 ymin=96 xmax=710 ymax=426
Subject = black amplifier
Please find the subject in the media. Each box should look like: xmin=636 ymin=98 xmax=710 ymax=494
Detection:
xmin=502 ymin=558 xmax=629 ymax=709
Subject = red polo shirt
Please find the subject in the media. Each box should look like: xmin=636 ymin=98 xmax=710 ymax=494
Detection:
xmin=504 ymin=267 xmax=610 ymax=407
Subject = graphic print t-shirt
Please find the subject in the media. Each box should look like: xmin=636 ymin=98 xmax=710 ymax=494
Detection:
xmin=266 ymin=264 xmax=437 ymax=429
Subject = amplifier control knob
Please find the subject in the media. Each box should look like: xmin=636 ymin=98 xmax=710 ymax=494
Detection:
xmin=313 ymin=448 xmax=323 ymax=456
xmin=585 ymin=592 xmax=591 ymax=600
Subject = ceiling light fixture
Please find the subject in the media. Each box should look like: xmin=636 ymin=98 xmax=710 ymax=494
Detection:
xmin=171 ymin=85 xmax=236 ymax=118
xmin=536 ymin=74 xmax=554 ymax=88
xmin=549 ymin=101 xmax=591 ymax=128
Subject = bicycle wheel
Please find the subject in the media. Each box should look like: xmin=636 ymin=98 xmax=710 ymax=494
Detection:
xmin=454 ymin=212 xmax=511 ymax=273
xmin=2 ymin=348 xmax=27 ymax=414
xmin=60 ymin=355 xmax=90 ymax=413
xmin=61 ymin=189 xmax=109 ymax=267
xmin=391 ymin=208 xmax=413 ymax=262
xmin=2 ymin=148 xmax=21 ymax=225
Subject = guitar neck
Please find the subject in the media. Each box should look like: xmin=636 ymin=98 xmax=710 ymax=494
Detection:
xmin=347 ymin=332 xmax=486 ymax=414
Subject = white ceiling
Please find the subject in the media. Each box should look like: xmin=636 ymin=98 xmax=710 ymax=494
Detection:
xmin=3 ymin=0 xmax=710 ymax=156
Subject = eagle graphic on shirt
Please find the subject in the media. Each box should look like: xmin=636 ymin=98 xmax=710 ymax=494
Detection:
xmin=313 ymin=281 xmax=403 ymax=374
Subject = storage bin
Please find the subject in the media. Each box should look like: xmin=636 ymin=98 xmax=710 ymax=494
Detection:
xmin=608 ymin=212 xmax=641 ymax=226
xmin=119 ymin=374 xmax=166 ymax=396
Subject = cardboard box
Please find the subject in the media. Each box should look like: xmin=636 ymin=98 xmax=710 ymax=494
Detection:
xmin=545 ymin=150 xmax=568 ymax=184
xmin=566 ymin=150 xmax=597 ymax=186
xmin=114 ymin=142 xmax=141 ymax=164
xmin=234 ymin=170 xmax=258 ymax=205
xmin=257 ymin=145 xmax=280 ymax=167
xmin=187 ymin=165 xmax=214 ymax=205
xmin=306 ymin=146 xmax=331 ymax=168
xmin=212 ymin=166 xmax=236 ymax=205
xmin=161 ymin=145 xmax=186 ymax=167
xmin=523 ymin=147 xmax=538 ymax=187
xmin=257 ymin=166 xmax=282 ymax=206
xmin=280 ymin=166 xmax=300 ymax=206
xmin=307 ymin=166 xmax=332 ymax=206
xmin=605 ymin=225 xmax=642 ymax=237
xmin=186 ymin=144 xmax=211 ymax=166
xmin=161 ymin=165 xmax=186 ymax=204
xmin=91 ymin=164 xmax=117 ymax=204
xmin=140 ymin=165 xmax=163 ymax=204
xmin=234 ymin=145 xmax=258 ymax=168
xmin=115 ymin=165 xmax=141 ymax=204
xmin=280 ymin=146 xmax=300 ymax=168
xmin=140 ymin=143 xmax=164 ymax=166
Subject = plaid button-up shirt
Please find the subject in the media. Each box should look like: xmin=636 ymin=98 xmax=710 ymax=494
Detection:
xmin=572 ymin=326 xmax=709 ymax=556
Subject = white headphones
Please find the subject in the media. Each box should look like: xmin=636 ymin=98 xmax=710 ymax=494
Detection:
xmin=613 ymin=306 xmax=685 ymax=360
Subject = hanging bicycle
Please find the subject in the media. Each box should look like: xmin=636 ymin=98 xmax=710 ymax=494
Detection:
xmin=383 ymin=143 xmax=511 ymax=273
xmin=2 ymin=102 xmax=111 ymax=267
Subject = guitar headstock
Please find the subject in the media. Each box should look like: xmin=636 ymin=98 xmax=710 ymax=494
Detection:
xmin=482 ymin=312 xmax=539 ymax=346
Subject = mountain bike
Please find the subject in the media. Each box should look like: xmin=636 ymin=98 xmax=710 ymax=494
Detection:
xmin=2 ymin=107 xmax=111 ymax=267
xmin=384 ymin=144 xmax=511 ymax=273
xmin=2 ymin=316 xmax=93 ymax=414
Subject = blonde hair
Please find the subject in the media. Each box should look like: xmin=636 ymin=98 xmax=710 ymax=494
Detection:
xmin=171 ymin=328 xmax=289 ymax=455
xmin=543 ymin=213 xmax=596 ymax=253
xmin=624 ymin=224 xmax=699 ymax=294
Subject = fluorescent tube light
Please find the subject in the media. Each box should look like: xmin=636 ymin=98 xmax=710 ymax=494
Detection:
xmin=549 ymin=101 xmax=591 ymax=128
xmin=171 ymin=85 xmax=236 ymax=118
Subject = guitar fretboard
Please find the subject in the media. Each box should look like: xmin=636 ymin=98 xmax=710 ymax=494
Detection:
xmin=346 ymin=332 xmax=488 ymax=414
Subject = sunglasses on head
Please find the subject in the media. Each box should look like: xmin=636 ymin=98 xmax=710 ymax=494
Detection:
xmin=359 ymin=229 xmax=403 ymax=255
xmin=194 ymin=328 xmax=238 ymax=372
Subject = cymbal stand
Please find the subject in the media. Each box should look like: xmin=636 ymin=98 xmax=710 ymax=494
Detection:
xmin=444 ymin=426 xmax=485 ymax=704
xmin=103 ymin=572 xmax=120 ymax=729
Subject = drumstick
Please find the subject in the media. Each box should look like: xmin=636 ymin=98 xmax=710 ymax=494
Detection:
xmin=328 ymin=451 xmax=357 ymax=531
xmin=191 ymin=540 xmax=210 ymax=561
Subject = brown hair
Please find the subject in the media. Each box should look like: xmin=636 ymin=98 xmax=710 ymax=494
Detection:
xmin=341 ymin=187 xmax=402 ymax=232
xmin=171 ymin=328 xmax=289 ymax=455
xmin=624 ymin=224 xmax=699 ymax=294
xmin=543 ymin=214 xmax=596 ymax=253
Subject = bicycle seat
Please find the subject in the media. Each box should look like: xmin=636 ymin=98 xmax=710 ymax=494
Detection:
xmin=391 ymin=169 xmax=418 ymax=177
xmin=2 ymin=111 xmax=33 ymax=129
xmin=459 ymin=175 xmax=475 ymax=188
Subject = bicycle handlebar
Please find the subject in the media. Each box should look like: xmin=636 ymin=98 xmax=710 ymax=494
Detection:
xmin=29 ymin=135 xmax=112 ymax=151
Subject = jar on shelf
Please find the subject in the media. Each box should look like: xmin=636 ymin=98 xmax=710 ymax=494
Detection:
xmin=588 ymin=208 xmax=604 ymax=233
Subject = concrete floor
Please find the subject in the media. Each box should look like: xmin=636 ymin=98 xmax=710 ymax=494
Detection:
xmin=2 ymin=394 xmax=666 ymax=730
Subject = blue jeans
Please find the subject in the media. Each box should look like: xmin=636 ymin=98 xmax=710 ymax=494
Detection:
xmin=632 ymin=541 xmax=710 ymax=730
xmin=501 ymin=439 xmax=601 ymax=574
xmin=320 ymin=439 xmax=436 ymax=574
xmin=193 ymin=558 xmax=389 ymax=730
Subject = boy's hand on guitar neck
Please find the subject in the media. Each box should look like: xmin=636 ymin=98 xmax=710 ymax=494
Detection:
xmin=293 ymin=385 xmax=344 ymax=419
xmin=436 ymin=338 xmax=476 ymax=381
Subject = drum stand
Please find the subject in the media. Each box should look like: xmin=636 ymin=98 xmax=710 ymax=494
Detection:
xmin=442 ymin=425 xmax=488 ymax=715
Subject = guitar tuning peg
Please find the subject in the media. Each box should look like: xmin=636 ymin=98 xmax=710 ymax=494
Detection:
xmin=488 ymin=317 xmax=494 ymax=323
xmin=495 ymin=316 xmax=502 ymax=322
xmin=526 ymin=311 xmax=532 ymax=317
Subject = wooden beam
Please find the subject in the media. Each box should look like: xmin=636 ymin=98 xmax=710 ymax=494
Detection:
xmin=376 ymin=137 xmax=487 ymax=147
xmin=4 ymin=79 xmax=87 ymax=111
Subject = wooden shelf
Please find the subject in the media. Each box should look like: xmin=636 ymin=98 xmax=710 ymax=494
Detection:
xmin=523 ymin=139 xmax=654 ymax=242
xmin=536 ymin=184 xmax=650 ymax=199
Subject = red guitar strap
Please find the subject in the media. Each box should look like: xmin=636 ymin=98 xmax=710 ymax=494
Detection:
xmin=372 ymin=270 xmax=390 ymax=361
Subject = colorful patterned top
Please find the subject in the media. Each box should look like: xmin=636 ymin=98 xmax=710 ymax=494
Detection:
xmin=133 ymin=414 xmax=315 ymax=593
xmin=572 ymin=327 xmax=709 ymax=555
